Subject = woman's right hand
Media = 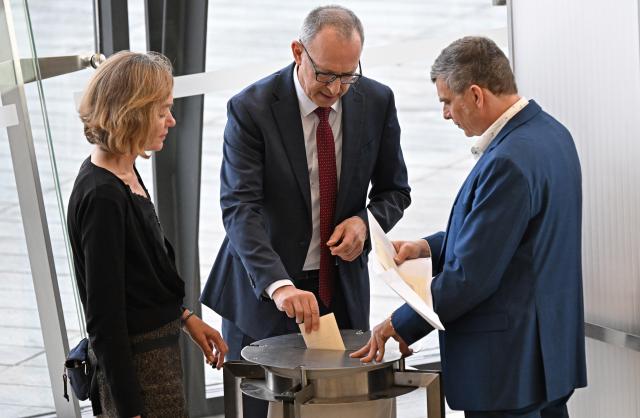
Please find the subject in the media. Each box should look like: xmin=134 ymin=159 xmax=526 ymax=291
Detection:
xmin=183 ymin=315 xmax=228 ymax=369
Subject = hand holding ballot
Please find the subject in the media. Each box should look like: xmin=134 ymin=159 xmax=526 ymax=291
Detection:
xmin=352 ymin=212 xmax=444 ymax=364
xmin=298 ymin=313 xmax=346 ymax=351
xmin=367 ymin=210 xmax=444 ymax=331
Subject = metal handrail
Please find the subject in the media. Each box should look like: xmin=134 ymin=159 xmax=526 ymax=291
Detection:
xmin=585 ymin=322 xmax=640 ymax=352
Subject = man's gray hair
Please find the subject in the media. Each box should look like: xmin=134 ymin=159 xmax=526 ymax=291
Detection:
xmin=299 ymin=5 xmax=364 ymax=46
xmin=431 ymin=36 xmax=517 ymax=95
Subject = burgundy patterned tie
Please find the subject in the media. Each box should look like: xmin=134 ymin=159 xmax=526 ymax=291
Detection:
xmin=315 ymin=107 xmax=337 ymax=308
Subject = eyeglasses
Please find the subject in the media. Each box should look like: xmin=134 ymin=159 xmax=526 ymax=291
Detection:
xmin=299 ymin=41 xmax=362 ymax=85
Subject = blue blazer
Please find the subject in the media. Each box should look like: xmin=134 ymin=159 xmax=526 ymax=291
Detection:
xmin=201 ymin=63 xmax=411 ymax=340
xmin=392 ymin=101 xmax=587 ymax=411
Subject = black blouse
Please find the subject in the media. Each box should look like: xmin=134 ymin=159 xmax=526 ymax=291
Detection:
xmin=67 ymin=157 xmax=185 ymax=417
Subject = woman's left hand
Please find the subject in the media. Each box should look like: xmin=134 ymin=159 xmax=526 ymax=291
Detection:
xmin=183 ymin=314 xmax=228 ymax=369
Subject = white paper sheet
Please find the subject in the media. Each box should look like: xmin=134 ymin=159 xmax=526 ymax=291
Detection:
xmin=379 ymin=269 xmax=444 ymax=330
xmin=368 ymin=210 xmax=444 ymax=330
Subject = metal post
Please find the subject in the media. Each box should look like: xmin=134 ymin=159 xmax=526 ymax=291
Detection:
xmin=94 ymin=0 xmax=129 ymax=56
xmin=426 ymin=373 xmax=444 ymax=418
xmin=144 ymin=0 xmax=210 ymax=415
xmin=0 ymin=1 xmax=80 ymax=416
xmin=394 ymin=369 xmax=444 ymax=418
xmin=223 ymin=361 xmax=265 ymax=418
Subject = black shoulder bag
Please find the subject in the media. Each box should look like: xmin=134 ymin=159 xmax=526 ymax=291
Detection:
xmin=63 ymin=338 xmax=102 ymax=414
xmin=63 ymin=338 xmax=92 ymax=400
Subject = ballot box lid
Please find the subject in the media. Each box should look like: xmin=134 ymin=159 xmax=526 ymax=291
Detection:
xmin=240 ymin=329 xmax=403 ymax=378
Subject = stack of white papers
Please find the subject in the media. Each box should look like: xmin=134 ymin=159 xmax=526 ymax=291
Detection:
xmin=368 ymin=210 xmax=444 ymax=330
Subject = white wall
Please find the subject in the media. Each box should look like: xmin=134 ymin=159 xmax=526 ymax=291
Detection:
xmin=509 ymin=0 xmax=640 ymax=416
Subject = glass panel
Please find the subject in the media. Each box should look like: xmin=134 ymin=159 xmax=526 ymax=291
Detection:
xmin=201 ymin=0 xmax=506 ymax=401
xmin=0 ymin=1 xmax=61 ymax=415
xmin=2 ymin=0 xmax=97 ymax=415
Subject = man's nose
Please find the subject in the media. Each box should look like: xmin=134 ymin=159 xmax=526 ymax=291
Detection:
xmin=326 ymin=78 xmax=342 ymax=95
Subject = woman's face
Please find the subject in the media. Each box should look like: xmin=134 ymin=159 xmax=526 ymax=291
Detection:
xmin=146 ymin=94 xmax=176 ymax=152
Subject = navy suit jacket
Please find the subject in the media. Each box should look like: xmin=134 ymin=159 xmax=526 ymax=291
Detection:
xmin=201 ymin=63 xmax=411 ymax=340
xmin=392 ymin=101 xmax=587 ymax=411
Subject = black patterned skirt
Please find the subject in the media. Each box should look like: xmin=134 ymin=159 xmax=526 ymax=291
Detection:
xmin=89 ymin=319 xmax=187 ymax=418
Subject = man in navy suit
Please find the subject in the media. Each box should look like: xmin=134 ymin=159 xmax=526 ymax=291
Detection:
xmin=200 ymin=6 xmax=410 ymax=415
xmin=353 ymin=36 xmax=587 ymax=417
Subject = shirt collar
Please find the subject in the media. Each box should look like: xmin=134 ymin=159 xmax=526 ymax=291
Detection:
xmin=293 ymin=64 xmax=341 ymax=117
xmin=471 ymin=96 xmax=529 ymax=159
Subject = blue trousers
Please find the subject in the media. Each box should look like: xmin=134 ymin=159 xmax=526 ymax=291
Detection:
xmin=464 ymin=391 xmax=572 ymax=418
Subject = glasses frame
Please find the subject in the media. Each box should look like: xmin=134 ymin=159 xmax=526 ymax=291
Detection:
xmin=299 ymin=41 xmax=362 ymax=85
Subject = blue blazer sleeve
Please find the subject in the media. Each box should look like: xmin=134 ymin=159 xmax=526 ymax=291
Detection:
xmin=391 ymin=232 xmax=443 ymax=345
xmin=425 ymin=232 xmax=444 ymax=272
xmin=392 ymin=303 xmax=435 ymax=346
xmin=220 ymin=98 xmax=291 ymax=297
xmin=432 ymin=156 xmax=531 ymax=322
xmin=393 ymin=156 xmax=531 ymax=342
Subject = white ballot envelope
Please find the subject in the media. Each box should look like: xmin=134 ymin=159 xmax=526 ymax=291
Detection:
xmin=298 ymin=313 xmax=346 ymax=350
xmin=368 ymin=210 xmax=445 ymax=330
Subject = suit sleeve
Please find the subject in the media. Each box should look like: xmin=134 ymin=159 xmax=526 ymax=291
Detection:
xmin=359 ymin=89 xmax=411 ymax=233
xmin=392 ymin=302 xmax=435 ymax=346
xmin=220 ymin=98 xmax=291 ymax=298
xmin=392 ymin=157 xmax=531 ymax=342
xmin=425 ymin=232 xmax=445 ymax=273
xmin=80 ymin=186 xmax=143 ymax=417
xmin=390 ymin=233 xmax=442 ymax=344
xmin=431 ymin=156 xmax=531 ymax=322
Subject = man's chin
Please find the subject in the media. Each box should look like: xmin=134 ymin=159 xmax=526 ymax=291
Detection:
xmin=460 ymin=128 xmax=475 ymax=137
xmin=315 ymin=95 xmax=339 ymax=107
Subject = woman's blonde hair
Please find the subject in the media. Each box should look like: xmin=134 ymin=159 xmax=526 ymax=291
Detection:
xmin=79 ymin=51 xmax=173 ymax=158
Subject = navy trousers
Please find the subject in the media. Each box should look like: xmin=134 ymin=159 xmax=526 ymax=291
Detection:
xmin=465 ymin=391 xmax=573 ymax=418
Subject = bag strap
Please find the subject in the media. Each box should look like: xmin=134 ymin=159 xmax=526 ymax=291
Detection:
xmin=89 ymin=362 xmax=102 ymax=415
xmin=63 ymin=372 xmax=69 ymax=401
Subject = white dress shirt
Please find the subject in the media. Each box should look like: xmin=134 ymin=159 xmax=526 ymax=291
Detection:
xmin=266 ymin=65 xmax=343 ymax=298
xmin=471 ymin=97 xmax=529 ymax=159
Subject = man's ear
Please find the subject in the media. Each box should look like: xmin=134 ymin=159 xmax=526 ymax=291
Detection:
xmin=469 ymin=84 xmax=484 ymax=107
xmin=291 ymin=40 xmax=303 ymax=65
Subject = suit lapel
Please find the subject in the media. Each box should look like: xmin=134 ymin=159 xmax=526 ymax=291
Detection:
xmin=485 ymin=100 xmax=542 ymax=155
xmin=271 ymin=63 xmax=312 ymax=215
xmin=335 ymin=86 xmax=364 ymax=221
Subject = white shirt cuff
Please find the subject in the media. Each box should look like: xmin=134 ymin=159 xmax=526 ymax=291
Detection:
xmin=266 ymin=279 xmax=295 ymax=299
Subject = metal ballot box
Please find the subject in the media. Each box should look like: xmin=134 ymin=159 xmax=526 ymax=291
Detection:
xmin=223 ymin=330 xmax=444 ymax=418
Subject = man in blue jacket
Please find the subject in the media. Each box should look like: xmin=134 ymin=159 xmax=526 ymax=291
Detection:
xmin=353 ymin=36 xmax=587 ymax=417
xmin=201 ymin=6 xmax=410 ymax=416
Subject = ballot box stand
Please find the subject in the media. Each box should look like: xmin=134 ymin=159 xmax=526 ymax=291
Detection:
xmin=222 ymin=330 xmax=444 ymax=418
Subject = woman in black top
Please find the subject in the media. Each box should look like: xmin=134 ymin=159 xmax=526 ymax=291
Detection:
xmin=67 ymin=51 xmax=227 ymax=418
